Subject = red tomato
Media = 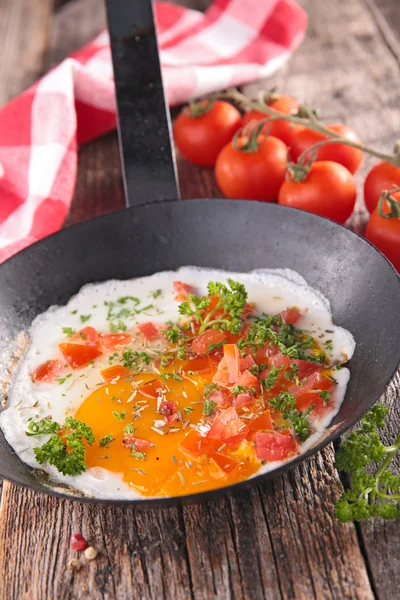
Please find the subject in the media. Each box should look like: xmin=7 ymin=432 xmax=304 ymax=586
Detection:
xmin=235 ymin=369 xmax=260 ymax=392
xmin=208 ymin=389 xmax=231 ymax=408
xmin=213 ymin=357 xmax=230 ymax=388
xmin=242 ymin=95 xmax=302 ymax=146
xmin=290 ymin=359 xmax=322 ymax=380
xmin=159 ymin=401 xmax=177 ymax=424
xmin=173 ymin=280 xmax=196 ymax=302
xmin=288 ymin=372 xmax=333 ymax=399
xmin=191 ymin=330 xmax=226 ymax=355
xmin=207 ymin=407 xmax=249 ymax=445
xmin=31 ymin=359 xmax=62 ymax=383
xmin=365 ymin=191 xmax=400 ymax=271
xmin=234 ymin=392 xmax=255 ymax=408
xmin=255 ymin=431 xmax=298 ymax=461
xmin=174 ymin=100 xmax=241 ymax=167
xmin=248 ymin=410 xmax=273 ymax=434
xmin=296 ymin=391 xmax=333 ymax=416
xmin=278 ymin=161 xmax=357 ymax=224
xmin=364 ymin=162 xmax=400 ymax=214
xmin=123 ymin=435 xmax=154 ymax=451
xmin=281 ymin=308 xmax=301 ymax=325
xmin=99 ymin=332 xmax=132 ymax=350
xmin=100 ymin=365 xmax=131 ymax=381
xmin=223 ymin=344 xmax=240 ymax=384
xmin=260 ymin=354 xmax=289 ymax=393
xmin=71 ymin=326 xmax=99 ymax=347
xmin=59 ymin=343 xmax=102 ymax=369
xmin=239 ymin=354 xmax=256 ymax=373
xmin=254 ymin=343 xmax=280 ymax=365
xmin=289 ymin=125 xmax=363 ymax=174
xmin=215 ymin=135 xmax=287 ymax=202
xmin=138 ymin=322 xmax=159 ymax=341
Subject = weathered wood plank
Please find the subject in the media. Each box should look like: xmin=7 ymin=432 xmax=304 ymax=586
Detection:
xmin=0 ymin=0 xmax=54 ymax=106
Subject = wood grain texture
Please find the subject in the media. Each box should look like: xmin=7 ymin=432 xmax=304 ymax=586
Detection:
xmin=0 ymin=0 xmax=399 ymax=599
xmin=0 ymin=0 xmax=54 ymax=106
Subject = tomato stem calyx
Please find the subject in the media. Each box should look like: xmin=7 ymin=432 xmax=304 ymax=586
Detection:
xmin=377 ymin=187 xmax=400 ymax=220
xmin=232 ymin=122 xmax=266 ymax=153
xmin=185 ymin=99 xmax=215 ymax=118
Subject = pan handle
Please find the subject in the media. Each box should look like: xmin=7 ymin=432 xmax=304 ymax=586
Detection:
xmin=105 ymin=0 xmax=180 ymax=207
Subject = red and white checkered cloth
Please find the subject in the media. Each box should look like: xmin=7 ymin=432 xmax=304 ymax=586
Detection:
xmin=0 ymin=0 xmax=307 ymax=263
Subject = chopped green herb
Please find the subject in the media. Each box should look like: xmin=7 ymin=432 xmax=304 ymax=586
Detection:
xmin=130 ymin=451 xmax=146 ymax=461
xmin=203 ymin=399 xmax=217 ymax=416
xmin=56 ymin=373 xmax=72 ymax=385
xmin=71 ymin=309 xmax=78 ymax=315
xmin=150 ymin=289 xmax=163 ymax=299
xmin=110 ymin=320 xmax=127 ymax=333
xmin=99 ymin=434 xmax=115 ymax=447
xmin=165 ymin=324 xmax=182 ymax=343
xmin=319 ymin=390 xmax=332 ymax=405
xmin=231 ymin=385 xmax=247 ymax=396
xmin=112 ymin=411 xmax=126 ymax=421
xmin=121 ymin=349 xmax=150 ymax=369
xmin=324 ymin=339 xmax=334 ymax=352
xmin=183 ymin=407 xmax=194 ymax=415
xmin=80 ymin=314 xmax=91 ymax=323
xmin=262 ymin=365 xmax=279 ymax=389
xmin=203 ymin=383 xmax=217 ymax=397
xmin=269 ymin=392 xmax=312 ymax=442
xmin=124 ymin=423 xmax=136 ymax=435
xmin=62 ymin=327 xmax=75 ymax=338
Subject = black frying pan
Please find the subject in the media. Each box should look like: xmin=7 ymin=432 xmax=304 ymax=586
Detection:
xmin=0 ymin=0 xmax=399 ymax=508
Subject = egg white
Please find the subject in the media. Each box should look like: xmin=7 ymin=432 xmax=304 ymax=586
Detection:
xmin=0 ymin=267 xmax=356 ymax=499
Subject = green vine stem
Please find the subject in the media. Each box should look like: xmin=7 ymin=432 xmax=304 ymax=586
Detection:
xmin=214 ymin=88 xmax=400 ymax=168
xmin=377 ymin=187 xmax=400 ymax=219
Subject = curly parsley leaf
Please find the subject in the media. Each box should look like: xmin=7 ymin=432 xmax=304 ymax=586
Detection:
xmin=26 ymin=417 xmax=95 ymax=476
xmin=335 ymin=404 xmax=400 ymax=522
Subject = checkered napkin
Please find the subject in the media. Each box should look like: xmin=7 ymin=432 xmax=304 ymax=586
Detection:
xmin=0 ymin=0 xmax=307 ymax=263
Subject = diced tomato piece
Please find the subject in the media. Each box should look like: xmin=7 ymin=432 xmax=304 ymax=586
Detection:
xmin=281 ymin=308 xmax=301 ymax=325
xmin=290 ymin=359 xmax=322 ymax=380
xmin=183 ymin=355 xmax=212 ymax=374
xmin=288 ymin=372 xmax=334 ymax=398
xmin=123 ymin=435 xmax=155 ymax=451
xmin=191 ymin=329 xmax=226 ymax=355
xmin=71 ymin=326 xmax=99 ymax=347
xmin=239 ymin=354 xmax=256 ymax=373
xmin=296 ymin=391 xmax=333 ymax=416
xmin=234 ymin=392 xmax=255 ymax=408
xmin=248 ymin=410 xmax=273 ymax=434
xmin=173 ymin=281 xmax=196 ymax=302
xmin=179 ymin=429 xmax=209 ymax=458
xmin=255 ymin=343 xmax=280 ymax=365
xmin=31 ymin=360 xmax=63 ymax=383
xmin=99 ymin=332 xmax=132 ymax=350
xmin=100 ymin=365 xmax=131 ymax=381
xmin=242 ymin=303 xmax=255 ymax=317
xmin=255 ymin=431 xmax=298 ymax=462
xmin=208 ymin=389 xmax=231 ymax=408
xmin=223 ymin=344 xmax=240 ymax=384
xmin=159 ymin=401 xmax=177 ymax=424
xmin=208 ymin=450 xmax=240 ymax=477
xmin=213 ymin=357 xmax=230 ymax=387
xmin=270 ymin=354 xmax=290 ymax=370
xmin=260 ymin=354 xmax=290 ymax=393
xmin=139 ymin=379 xmax=162 ymax=400
xmin=59 ymin=343 xmax=102 ymax=369
xmin=236 ymin=369 xmax=260 ymax=393
xmin=207 ymin=407 xmax=249 ymax=445
xmin=137 ymin=321 xmax=159 ymax=341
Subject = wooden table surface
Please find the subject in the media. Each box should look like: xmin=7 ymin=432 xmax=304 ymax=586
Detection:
xmin=0 ymin=0 xmax=399 ymax=598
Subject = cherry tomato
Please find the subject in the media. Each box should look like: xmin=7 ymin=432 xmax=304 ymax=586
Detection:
xmin=59 ymin=343 xmax=102 ymax=369
xmin=365 ymin=191 xmax=400 ymax=271
xmin=289 ymin=125 xmax=363 ymax=174
xmin=278 ymin=161 xmax=357 ymax=224
xmin=215 ymin=135 xmax=287 ymax=201
xmin=173 ymin=100 xmax=241 ymax=167
xmin=31 ymin=359 xmax=62 ymax=383
xmin=242 ymin=94 xmax=303 ymax=146
xmin=364 ymin=161 xmax=400 ymax=214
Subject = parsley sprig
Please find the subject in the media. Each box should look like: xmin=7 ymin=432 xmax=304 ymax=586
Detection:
xmin=335 ymin=404 xmax=400 ymax=522
xmin=26 ymin=417 xmax=95 ymax=476
xmin=179 ymin=279 xmax=247 ymax=335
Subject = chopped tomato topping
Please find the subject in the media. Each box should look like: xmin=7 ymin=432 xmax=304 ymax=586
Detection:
xmin=212 ymin=357 xmax=230 ymax=387
xmin=255 ymin=431 xmax=298 ymax=462
xmin=191 ymin=329 xmax=226 ymax=355
xmin=254 ymin=343 xmax=280 ymax=364
xmin=260 ymin=354 xmax=290 ymax=393
xmin=223 ymin=344 xmax=240 ymax=384
xmin=236 ymin=369 xmax=260 ymax=392
xmin=207 ymin=407 xmax=249 ymax=445
xmin=281 ymin=308 xmax=301 ymax=325
xmin=288 ymin=371 xmax=333 ymax=398
xmin=99 ymin=332 xmax=132 ymax=350
xmin=208 ymin=450 xmax=240 ymax=477
xmin=183 ymin=355 xmax=212 ymax=374
xmin=234 ymin=392 xmax=255 ymax=408
xmin=290 ymin=359 xmax=322 ymax=380
xmin=296 ymin=392 xmax=333 ymax=416
xmin=31 ymin=360 xmax=63 ymax=383
xmin=71 ymin=326 xmax=99 ymax=347
xmin=123 ymin=435 xmax=155 ymax=451
xmin=139 ymin=379 xmax=162 ymax=400
xmin=208 ymin=389 xmax=231 ymax=408
xmin=248 ymin=410 xmax=273 ymax=434
xmin=138 ymin=321 xmax=159 ymax=341
xmin=239 ymin=354 xmax=256 ymax=373
xmin=100 ymin=365 xmax=131 ymax=381
xmin=173 ymin=281 xmax=196 ymax=302
xmin=159 ymin=401 xmax=177 ymax=424
xmin=242 ymin=303 xmax=255 ymax=317
xmin=59 ymin=343 xmax=102 ymax=369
